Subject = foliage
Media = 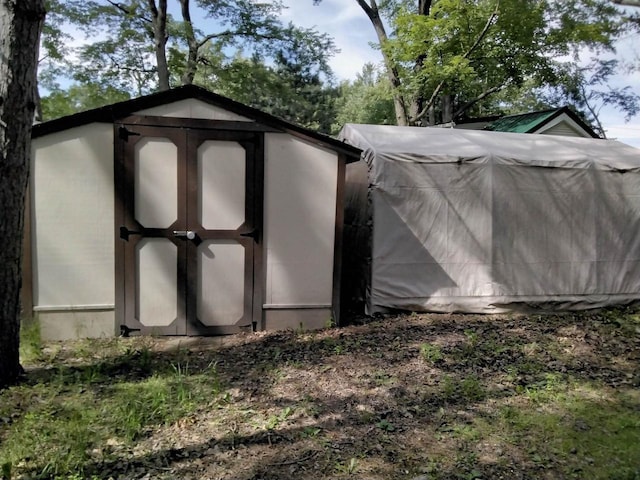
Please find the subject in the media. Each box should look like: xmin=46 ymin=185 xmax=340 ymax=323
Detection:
xmin=383 ymin=0 xmax=631 ymax=124
xmin=333 ymin=63 xmax=396 ymax=131
xmin=41 ymin=83 xmax=131 ymax=120
xmin=328 ymin=0 xmax=640 ymax=128
xmin=39 ymin=0 xmax=339 ymax=127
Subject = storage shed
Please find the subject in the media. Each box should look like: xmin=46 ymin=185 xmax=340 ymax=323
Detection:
xmin=339 ymin=124 xmax=640 ymax=314
xmin=26 ymin=85 xmax=361 ymax=340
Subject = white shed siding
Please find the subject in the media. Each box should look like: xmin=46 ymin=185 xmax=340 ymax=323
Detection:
xmin=540 ymin=123 xmax=584 ymax=137
xmin=31 ymin=123 xmax=115 ymax=309
xmin=264 ymin=134 xmax=338 ymax=307
xmin=535 ymin=115 xmax=594 ymax=138
xmin=135 ymin=98 xmax=253 ymax=121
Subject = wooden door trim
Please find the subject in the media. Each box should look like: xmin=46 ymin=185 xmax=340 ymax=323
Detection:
xmin=185 ymin=128 xmax=262 ymax=335
xmin=115 ymin=116 xmax=264 ymax=336
xmin=118 ymin=115 xmax=280 ymax=133
xmin=116 ymin=123 xmax=188 ymax=335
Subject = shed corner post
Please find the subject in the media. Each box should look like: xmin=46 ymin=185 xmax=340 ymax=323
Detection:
xmin=113 ymin=122 xmax=126 ymax=336
xmin=332 ymin=153 xmax=348 ymax=327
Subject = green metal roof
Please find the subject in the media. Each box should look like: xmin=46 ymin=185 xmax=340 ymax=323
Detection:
xmin=485 ymin=108 xmax=560 ymax=133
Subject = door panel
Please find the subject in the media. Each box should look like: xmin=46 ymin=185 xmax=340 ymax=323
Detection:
xmin=135 ymin=138 xmax=178 ymax=228
xmin=137 ymin=238 xmax=178 ymax=327
xmin=116 ymin=119 xmax=261 ymax=336
xmin=197 ymin=240 xmax=246 ymax=326
xmin=186 ymin=129 xmax=257 ymax=334
xmin=199 ymin=141 xmax=246 ymax=230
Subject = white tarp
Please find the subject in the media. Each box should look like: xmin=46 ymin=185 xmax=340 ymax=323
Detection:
xmin=339 ymin=124 xmax=640 ymax=313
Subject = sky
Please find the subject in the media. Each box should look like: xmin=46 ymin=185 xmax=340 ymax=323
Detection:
xmin=278 ymin=0 xmax=640 ymax=148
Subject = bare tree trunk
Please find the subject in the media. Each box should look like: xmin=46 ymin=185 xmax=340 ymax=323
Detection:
xmin=441 ymin=94 xmax=453 ymax=123
xmin=179 ymin=0 xmax=198 ymax=85
xmin=407 ymin=0 xmax=432 ymax=124
xmin=147 ymin=0 xmax=169 ymax=90
xmin=356 ymin=0 xmax=408 ymax=125
xmin=0 ymin=0 xmax=46 ymax=389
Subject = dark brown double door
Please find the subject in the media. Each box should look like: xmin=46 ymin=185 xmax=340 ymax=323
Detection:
xmin=116 ymin=118 xmax=262 ymax=335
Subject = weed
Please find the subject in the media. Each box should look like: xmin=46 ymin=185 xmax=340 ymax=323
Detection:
xmin=1 ymin=461 xmax=11 ymax=480
xmin=302 ymin=426 xmax=322 ymax=438
xmin=461 ymin=375 xmax=485 ymax=402
xmin=454 ymin=452 xmax=481 ymax=479
xmin=373 ymin=371 xmax=395 ymax=386
xmin=19 ymin=319 xmax=42 ymax=364
xmin=525 ymin=372 xmax=567 ymax=404
xmin=420 ymin=343 xmax=443 ymax=363
xmin=464 ymin=329 xmax=479 ymax=347
xmin=264 ymin=406 xmax=294 ymax=430
xmin=376 ymin=419 xmax=396 ymax=432
xmin=451 ymin=424 xmax=480 ymax=442
xmin=335 ymin=457 xmax=359 ymax=475
xmin=325 ymin=316 xmax=336 ymax=328
xmin=441 ymin=375 xmax=486 ymax=402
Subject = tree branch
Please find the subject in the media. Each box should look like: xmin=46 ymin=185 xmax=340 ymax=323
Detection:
xmin=453 ymin=84 xmax=505 ymax=119
xmin=355 ymin=0 xmax=375 ymax=18
xmin=106 ymin=0 xmax=152 ymax=22
xmin=580 ymin=83 xmax=606 ymax=138
xmin=197 ymin=30 xmax=281 ymax=49
xmin=412 ymin=0 xmax=500 ymax=123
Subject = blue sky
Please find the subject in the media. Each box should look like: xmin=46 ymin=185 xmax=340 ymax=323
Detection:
xmin=279 ymin=0 xmax=640 ymax=147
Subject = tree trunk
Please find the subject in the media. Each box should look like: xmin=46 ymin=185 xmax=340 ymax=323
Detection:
xmin=356 ymin=0 xmax=408 ymax=125
xmin=179 ymin=0 xmax=198 ymax=85
xmin=441 ymin=94 xmax=453 ymax=123
xmin=0 ymin=0 xmax=45 ymax=389
xmin=147 ymin=0 xmax=169 ymax=90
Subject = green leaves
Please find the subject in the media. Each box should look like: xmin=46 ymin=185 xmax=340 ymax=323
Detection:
xmin=369 ymin=0 xmax=637 ymax=125
xmin=40 ymin=0 xmax=338 ymax=117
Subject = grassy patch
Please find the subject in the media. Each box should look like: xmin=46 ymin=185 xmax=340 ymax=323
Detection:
xmin=19 ymin=319 xmax=42 ymax=364
xmin=1 ymin=340 xmax=222 ymax=478
xmin=419 ymin=342 xmax=443 ymax=363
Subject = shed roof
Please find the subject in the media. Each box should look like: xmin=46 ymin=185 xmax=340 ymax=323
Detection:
xmin=32 ymin=84 xmax=361 ymax=159
xmin=339 ymin=123 xmax=640 ymax=171
xmin=484 ymin=106 xmax=599 ymax=138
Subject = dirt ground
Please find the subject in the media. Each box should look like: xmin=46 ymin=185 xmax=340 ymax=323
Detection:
xmin=18 ymin=311 xmax=640 ymax=479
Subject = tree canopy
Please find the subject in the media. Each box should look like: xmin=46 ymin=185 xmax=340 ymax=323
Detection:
xmin=38 ymin=0 xmax=640 ymax=134
xmin=333 ymin=0 xmax=640 ymax=129
xmin=39 ymin=0 xmax=338 ymax=131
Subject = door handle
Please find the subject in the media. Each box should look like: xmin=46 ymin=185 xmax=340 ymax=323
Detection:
xmin=173 ymin=230 xmax=202 ymax=246
xmin=240 ymin=228 xmax=260 ymax=243
xmin=173 ymin=230 xmax=196 ymax=240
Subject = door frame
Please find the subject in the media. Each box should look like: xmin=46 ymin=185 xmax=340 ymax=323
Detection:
xmin=114 ymin=115 xmax=265 ymax=335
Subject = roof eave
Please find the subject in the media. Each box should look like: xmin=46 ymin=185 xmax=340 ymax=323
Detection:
xmin=31 ymin=85 xmax=362 ymax=161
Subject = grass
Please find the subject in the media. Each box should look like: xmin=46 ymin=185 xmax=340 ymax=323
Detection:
xmin=1 ymin=309 xmax=639 ymax=479
xmin=0 ymin=340 xmax=222 ymax=479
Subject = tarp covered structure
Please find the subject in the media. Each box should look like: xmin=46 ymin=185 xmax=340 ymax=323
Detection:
xmin=339 ymin=124 xmax=640 ymax=314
